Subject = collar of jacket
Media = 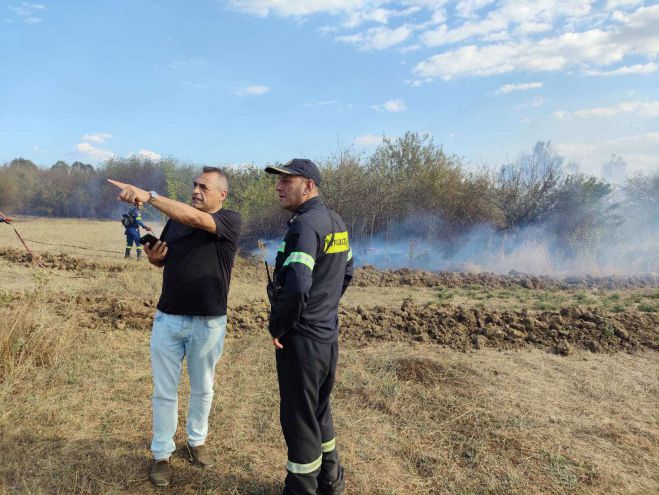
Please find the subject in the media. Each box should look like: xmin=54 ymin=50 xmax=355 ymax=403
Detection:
xmin=292 ymin=196 xmax=324 ymax=217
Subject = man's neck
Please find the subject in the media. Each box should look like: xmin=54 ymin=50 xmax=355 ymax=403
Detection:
xmin=200 ymin=203 xmax=223 ymax=214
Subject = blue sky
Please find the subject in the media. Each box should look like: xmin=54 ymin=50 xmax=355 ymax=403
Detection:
xmin=1 ymin=0 xmax=658 ymax=176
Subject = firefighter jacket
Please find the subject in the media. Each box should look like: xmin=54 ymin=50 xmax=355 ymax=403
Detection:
xmin=124 ymin=206 xmax=147 ymax=233
xmin=269 ymin=196 xmax=353 ymax=342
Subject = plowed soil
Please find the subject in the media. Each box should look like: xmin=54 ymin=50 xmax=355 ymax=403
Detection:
xmin=2 ymin=248 xmax=657 ymax=355
xmin=4 ymin=292 xmax=651 ymax=356
xmin=0 ymin=247 xmax=128 ymax=272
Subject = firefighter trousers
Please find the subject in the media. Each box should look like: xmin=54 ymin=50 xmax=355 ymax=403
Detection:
xmin=276 ymin=333 xmax=343 ymax=495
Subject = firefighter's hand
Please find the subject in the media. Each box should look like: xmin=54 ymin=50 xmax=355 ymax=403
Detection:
xmin=144 ymin=240 xmax=168 ymax=266
xmin=272 ymin=338 xmax=283 ymax=350
xmin=146 ymin=226 xmax=153 ymax=232
xmin=107 ymin=179 xmax=151 ymax=205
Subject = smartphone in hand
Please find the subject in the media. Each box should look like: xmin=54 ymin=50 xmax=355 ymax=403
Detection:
xmin=139 ymin=233 xmax=159 ymax=249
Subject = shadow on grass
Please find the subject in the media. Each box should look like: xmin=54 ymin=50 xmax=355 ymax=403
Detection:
xmin=0 ymin=432 xmax=282 ymax=494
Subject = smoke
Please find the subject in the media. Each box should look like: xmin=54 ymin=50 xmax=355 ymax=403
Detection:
xmin=252 ymin=191 xmax=658 ymax=276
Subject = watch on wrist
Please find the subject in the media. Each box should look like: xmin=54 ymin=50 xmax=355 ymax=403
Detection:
xmin=148 ymin=190 xmax=159 ymax=204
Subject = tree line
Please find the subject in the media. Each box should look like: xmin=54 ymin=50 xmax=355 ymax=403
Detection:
xmin=1 ymin=133 xmax=657 ymax=255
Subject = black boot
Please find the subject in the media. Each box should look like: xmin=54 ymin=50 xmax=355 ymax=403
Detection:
xmin=124 ymin=248 xmax=131 ymax=258
xmin=317 ymin=465 xmax=345 ymax=495
xmin=136 ymin=249 xmax=142 ymax=259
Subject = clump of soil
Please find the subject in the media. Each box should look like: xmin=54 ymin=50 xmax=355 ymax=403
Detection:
xmin=353 ymin=265 xmax=658 ymax=291
xmin=338 ymin=300 xmax=658 ymax=354
xmin=222 ymin=299 xmax=658 ymax=355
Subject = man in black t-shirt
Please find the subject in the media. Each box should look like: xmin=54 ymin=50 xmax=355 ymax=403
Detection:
xmin=108 ymin=167 xmax=241 ymax=487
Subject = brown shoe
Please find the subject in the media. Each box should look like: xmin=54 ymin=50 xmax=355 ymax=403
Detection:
xmin=150 ymin=460 xmax=171 ymax=487
xmin=186 ymin=443 xmax=215 ymax=467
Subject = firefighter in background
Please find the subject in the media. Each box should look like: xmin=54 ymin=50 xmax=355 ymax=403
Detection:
xmin=122 ymin=201 xmax=152 ymax=258
xmin=265 ymin=159 xmax=353 ymax=495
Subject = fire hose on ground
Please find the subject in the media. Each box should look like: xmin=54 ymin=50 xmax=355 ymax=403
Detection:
xmin=0 ymin=210 xmax=45 ymax=268
xmin=0 ymin=212 xmax=130 ymax=262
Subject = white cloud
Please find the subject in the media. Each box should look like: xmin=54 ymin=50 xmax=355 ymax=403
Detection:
xmin=497 ymin=81 xmax=543 ymax=94
xmin=76 ymin=142 xmax=114 ymax=162
xmin=414 ymin=13 xmax=659 ymax=80
xmin=456 ymin=0 xmax=497 ymax=19
xmin=515 ymin=21 xmax=552 ymax=34
xmin=371 ymin=98 xmax=407 ymax=112
xmin=236 ymin=85 xmax=271 ymax=95
xmin=318 ymin=25 xmax=339 ymax=34
xmin=606 ymin=132 xmax=659 ymax=145
xmin=398 ymin=43 xmax=421 ymax=53
xmin=354 ymin=133 xmax=383 ymax=146
xmin=404 ymin=78 xmax=429 ymax=87
xmin=228 ymin=0 xmax=373 ymax=17
xmin=229 ymin=1 xmax=659 ymax=84
xmin=337 ymin=24 xmax=411 ymax=50
xmin=556 ymin=132 xmax=659 ymax=175
xmin=9 ymin=2 xmax=45 ymax=23
xmin=383 ymin=98 xmax=407 ymax=112
xmin=303 ymin=100 xmax=339 ymax=107
xmin=584 ymin=62 xmax=658 ymax=76
xmin=413 ymin=2 xmax=659 ymax=79
xmin=343 ymin=6 xmax=421 ymax=28
xmin=515 ymin=96 xmax=544 ymax=109
xmin=606 ymin=0 xmax=642 ymax=8
xmin=132 ymin=149 xmax=162 ymax=161
xmin=555 ymin=100 xmax=659 ymax=119
xmin=81 ymin=132 xmax=112 ymax=144
xmin=421 ymin=14 xmax=508 ymax=47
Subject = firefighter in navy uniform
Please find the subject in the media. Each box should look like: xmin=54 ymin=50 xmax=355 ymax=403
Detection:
xmin=122 ymin=201 xmax=152 ymax=258
xmin=265 ymin=159 xmax=353 ymax=495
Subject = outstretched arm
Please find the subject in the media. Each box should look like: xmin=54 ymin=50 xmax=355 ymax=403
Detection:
xmin=108 ymin=179 xmax=216 ymax=234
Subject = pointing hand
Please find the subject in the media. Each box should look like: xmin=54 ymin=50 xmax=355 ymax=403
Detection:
xmin=107 ymin=179 xmax=151 ymax=205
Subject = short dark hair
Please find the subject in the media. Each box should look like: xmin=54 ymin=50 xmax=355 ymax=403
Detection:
xmin=201 ymin=166 xmax=228 ymax=192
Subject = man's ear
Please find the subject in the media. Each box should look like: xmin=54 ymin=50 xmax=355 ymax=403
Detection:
xmin=219 ymin=190 xmax=228 ymax=201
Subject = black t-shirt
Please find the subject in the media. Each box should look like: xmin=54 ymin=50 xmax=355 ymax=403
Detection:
xmin=157 ymin=208 xmax=242 ymax=316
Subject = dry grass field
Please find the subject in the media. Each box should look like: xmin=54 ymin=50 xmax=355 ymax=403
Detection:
xmin=0 ymin=218 xmax=657 ymax=494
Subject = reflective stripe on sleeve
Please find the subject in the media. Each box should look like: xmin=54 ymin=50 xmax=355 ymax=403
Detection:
xmin=347 ymin=249 xmax=352 ymax=261
xmin=283 ymin=251 xmax=315 ymax=270
xmin=321 ymin=438 xmax=336 ymax=452
xmin=286 ymin=454 xmax=322 ymax=474
xmin=278 ymin=241 xmax=286 ymax=253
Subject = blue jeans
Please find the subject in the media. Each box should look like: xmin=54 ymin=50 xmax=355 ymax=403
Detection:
xmin=150 ymin=310 xmax=227 ymax=460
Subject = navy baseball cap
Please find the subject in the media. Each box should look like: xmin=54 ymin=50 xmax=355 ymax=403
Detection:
xmin=265 ymin=158 xmax=321 ymax=186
